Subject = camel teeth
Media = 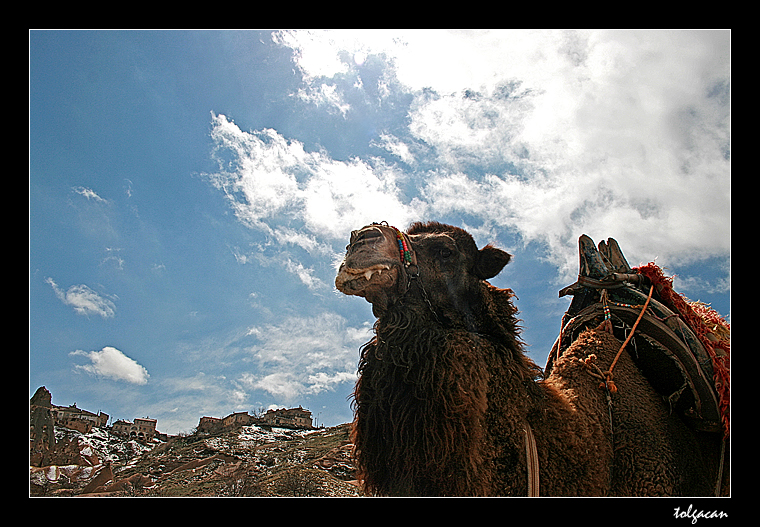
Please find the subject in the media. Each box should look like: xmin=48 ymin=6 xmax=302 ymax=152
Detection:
xmin=362 ymin=268 xmax=384 ymax=280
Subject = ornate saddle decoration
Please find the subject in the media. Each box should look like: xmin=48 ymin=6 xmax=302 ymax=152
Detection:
xmin=548 ymin=235 xmax=730 ymax=438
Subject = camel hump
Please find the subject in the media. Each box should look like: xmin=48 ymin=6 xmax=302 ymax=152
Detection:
xmin=551 ymin=235 xmax=729 ymax=437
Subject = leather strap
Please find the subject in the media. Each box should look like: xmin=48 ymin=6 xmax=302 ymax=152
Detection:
xmin=524 ymin=423 xmax=539 ymax=496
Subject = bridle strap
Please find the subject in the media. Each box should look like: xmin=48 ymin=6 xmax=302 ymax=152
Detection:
xmin=524 ymin=423 xmax=539 ymax=496
xmin=373 ymin=221 xmax=415 ymax=268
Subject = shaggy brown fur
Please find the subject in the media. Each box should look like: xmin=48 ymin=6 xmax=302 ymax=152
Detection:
xmin=336 ymin=221 xmax=716 ymax=496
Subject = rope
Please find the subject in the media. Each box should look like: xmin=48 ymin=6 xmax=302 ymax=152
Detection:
xmin=598 ymin=284 xmax=654 ymax=394
xmin=523 ymin=423 xmax=539 ymax=497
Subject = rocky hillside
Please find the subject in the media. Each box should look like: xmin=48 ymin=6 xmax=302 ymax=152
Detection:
xmin=30 ymin=423 xmax=361 ymax=497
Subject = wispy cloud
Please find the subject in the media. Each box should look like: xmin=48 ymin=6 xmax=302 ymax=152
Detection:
xmin=72 ymin=186 xmax=108 ymax=203
xmin=46 ymin=277 xmax=117 ymax=318
xmin=297 ymin=82 xmax=351 ymax=117
xmin=395 ymin=31 xmax=731 ymax=277
xmin=70 ymin=346 xmax=149 ymax=385
xmin=206 ymin=112 xmax=417 ymax=242
xmin=199 ymin=30 xmax=729 ymax=414
xmin=100 ymin=247 xmax=125 ymax=271
xmin=224 ymin=30 xmax=730 ymax=284
xmin=284 ymin=258 xmax=328 ymax=291
xmin=241 ymin=312 xmax=370 ymax=402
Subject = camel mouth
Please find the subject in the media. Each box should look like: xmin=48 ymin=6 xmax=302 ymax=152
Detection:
xmin=335 ymin=223 xmax=412 ymax=304
xmin=335 ymin=263 xmax=397 ymax=296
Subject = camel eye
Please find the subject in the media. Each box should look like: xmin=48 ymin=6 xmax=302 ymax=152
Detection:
xmin=439 ymin=248 xmax=453 ymax=259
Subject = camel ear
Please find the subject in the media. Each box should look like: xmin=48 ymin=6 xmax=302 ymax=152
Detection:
xmin=473 ymin=244 xmax=512 ymax=280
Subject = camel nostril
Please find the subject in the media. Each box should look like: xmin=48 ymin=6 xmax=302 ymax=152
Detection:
xmin=359 ymin=229 xmax=382 ymax=240
xmin=351 ymin=228 xmax=383 ymax=247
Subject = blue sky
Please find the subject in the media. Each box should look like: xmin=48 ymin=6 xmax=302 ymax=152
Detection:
xmin=29 ymin=30 xmax=730 ymax=435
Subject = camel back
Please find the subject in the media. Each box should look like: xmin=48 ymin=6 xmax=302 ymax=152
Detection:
xmin=546 ymin=235 xmax=730 ymax=437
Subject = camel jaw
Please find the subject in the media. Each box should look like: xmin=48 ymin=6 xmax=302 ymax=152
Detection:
xmin=335 ymin=263 xmax=397 ymax=297
xmin=336 ymin=223 xmax=408 ymax=301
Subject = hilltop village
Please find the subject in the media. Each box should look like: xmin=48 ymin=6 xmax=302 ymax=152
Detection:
xmin=29 ymin=385 xmax=356 ymax=496
xmin=198 ymin=406 xmax=313 ymax=434
xmin=29 ymin=385 xmax=315 ymax=467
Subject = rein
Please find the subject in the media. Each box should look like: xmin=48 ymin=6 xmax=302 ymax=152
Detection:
xmin=579 ymin=286 xmax=654 ymax=434
xmin=597 ymin=284 xmax=655 ymax=393
xmin=523 ymin=423 xmax=540 ymax=496
xmin=378 ymin=222 xmax=442 ymax=324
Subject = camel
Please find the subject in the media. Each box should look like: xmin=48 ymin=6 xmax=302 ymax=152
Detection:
xmin=335 ymin=221 xmax=728 ymax=497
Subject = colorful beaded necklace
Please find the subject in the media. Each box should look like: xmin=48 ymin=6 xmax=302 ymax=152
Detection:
xmin=374 ymin=222 xmax=413 ymax=267
xmin=391 ymin=225 xmax=413 ymax=267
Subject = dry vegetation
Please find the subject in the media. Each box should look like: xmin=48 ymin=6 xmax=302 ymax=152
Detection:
xmin=30 ymin=423 xmax=361 ymax=497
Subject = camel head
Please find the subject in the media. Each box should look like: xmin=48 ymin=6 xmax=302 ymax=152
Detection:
xmin=336 ymin=221 xmax=513 ymax=322
xmin=335 ymin=222 xmax=410 ymax=316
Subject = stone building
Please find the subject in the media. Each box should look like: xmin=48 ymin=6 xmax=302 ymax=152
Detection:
xmin=197 ymin=416 xmax=223 ymax=434
xmin=197 ymin=406 xmax=313 ymax=435
xmin=260 ymin=406 xmax=313 ymax=429
xmin=112 ymin=417 xmax=158 ymax=442
xmin=51 ymin=403 xmax=109 ymax=433
xmin=29 ymin=386 xmax=116 ymax=466
xmin=197 ymin=411 xmax=254 ymax=434
xmin=223 ymin=411 xmax=254 ymax=428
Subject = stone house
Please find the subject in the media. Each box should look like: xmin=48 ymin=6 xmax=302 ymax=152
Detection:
xmin=197 ymin=416 xmax=223 ymax=434
xmin=52 ymin=403 xmax=109 ymax=433
xmin=112 ymin=417 xmax=158 ymax=442
xmin=197 ymin=411 xmax=254 ymax=434
xmin=260 ymin=406 xmax=313 ymax=429
xmin=197 ymin=406 xmax=313 ymax=435
xmin=223 ymin=411 xmax=254 ymax=428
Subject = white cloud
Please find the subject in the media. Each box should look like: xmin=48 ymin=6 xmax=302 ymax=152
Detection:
xmin=241 ymin=313 xmax=369 ymax=400
xmin=100 ymin=247 xmax=125 ymax=271
xmin=212 ymin=31 xmax=729 ymax=290
xmin=244 ymin=371 xmax=304 ymax=401
xmin=206 ymin=112 xmax=418 ymax=243
xmin=296 ymin=83 xmax=351 ymax=117
xmin=306 ymin=371 xmax=358 ymax=394
xmin=273 ymin=226 xmax=335 ymax=256
xmin=206 ymin=119 xmax=302 ymax=232
xmin=372 ymin=133 xmax=416 ymax=165
xmin=72 ymin=186 xmax=108 ymax=203
xmin=229 ymin=239 xmax=330 ymax=292
xmin=273 ymin=29 xmax=398 ymax=82
xmin=284 ymin=258 xmax=327 ymax=291
xmin=70 ymin=346 xmax=150 ymax=385
xmin=46 ymin=277 xmax=117 ymax=318
xmin=270 ymin=30 xmax=729 ymax=282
